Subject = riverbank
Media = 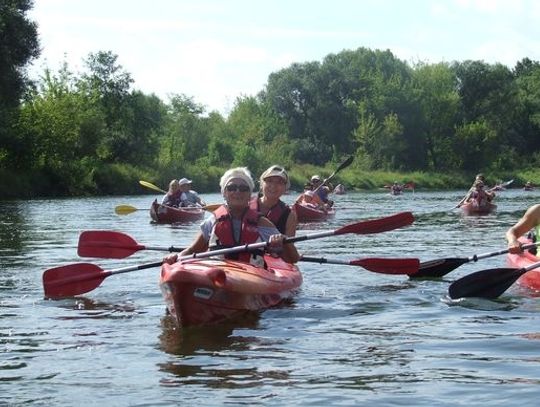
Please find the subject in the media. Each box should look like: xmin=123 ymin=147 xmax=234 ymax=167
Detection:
xmin=0 ymin=164 xmax=535 ymax=200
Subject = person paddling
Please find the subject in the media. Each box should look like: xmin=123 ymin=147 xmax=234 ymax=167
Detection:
xmin=161 ymin=179 xmax=182 ymax=207
xmin=310 ymin=175 xmax=334 ymax=207
xmin=506 ymin=204 xmax=540 ymax=254
xmin=163 ymin=167 xmax=299 ymax=266
xmin=178 ymin=178 xmax=205 ymax=207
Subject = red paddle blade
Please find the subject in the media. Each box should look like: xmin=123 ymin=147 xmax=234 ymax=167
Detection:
xmin=337 ymin=212 xmax=414 ymax=235
xmin=78 ymin=231 xmax=143 ymax=259
xmin=43 ymin=263 xmax=108 ymax=298
xmin=352 ymin=258 xmax=419 ymax=274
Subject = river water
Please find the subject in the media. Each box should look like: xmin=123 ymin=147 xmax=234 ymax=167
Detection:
xmin=1 ymin=189 xmax=540 ymax=406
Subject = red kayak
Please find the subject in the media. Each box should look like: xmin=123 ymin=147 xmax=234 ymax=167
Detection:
xmin=506 ymin=237 xmax=540 ymax=291
xmin=460 ymin=199 xmax=497 ymax=215
xmin=150 ymin=199 xmax=205 ymax=223
xmin=293 ymin=202 xmax=336 ymax=222
xmin=160 ymin=255 xmax=302 ymax=327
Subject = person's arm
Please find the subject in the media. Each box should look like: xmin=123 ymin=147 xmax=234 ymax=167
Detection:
xmin=258 ymin=218 xmax=300 ymax=263
xmin=506 ymin=204 xmax=540 ymax=253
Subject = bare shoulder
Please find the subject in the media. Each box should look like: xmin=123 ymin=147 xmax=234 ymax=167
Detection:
xmin=525 ymin=204 xmax=540 ymax=219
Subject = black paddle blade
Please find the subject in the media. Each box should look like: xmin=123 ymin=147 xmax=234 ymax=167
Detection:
xmin=448 ymin=268 xmax=525 ymax=299
xmin=336 ymin=155 xmax=354 ymax=172
xmin=414 ymin=258 xmax=469 ymax=278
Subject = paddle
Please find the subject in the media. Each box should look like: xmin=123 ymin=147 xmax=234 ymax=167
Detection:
xmin=448 ymin=260 xmax=540 ymax=299
xmin=115 ymin=205 xmax=145 ymax=215
xmin=115 ymin=203 xmax=221 ymax=216
xmin=81 ymin=211 xmax=413 ymax=259
xmin=78 ymin=230 xmax=185 ymax=258
xmin=299 ymin=256 xmax=419 ymax=275
xmin=45 ymin=211 xmax=414 ymax=298
xmin=43 ymin=261 xmax=164 ymax=299
xmin=78 ymin=230 xmax=419 ymax=275
xmin=414 ymin=242 xmax=540 ymax=278
xmin=312 ymin=155 xmax=354 ymax=194
xmin=139 ymin=180 xmax=167 ymax=194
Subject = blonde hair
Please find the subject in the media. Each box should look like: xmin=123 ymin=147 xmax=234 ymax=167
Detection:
xmin=219 ymin=167 xmax=255 ymax=193
xmin=168 ymin=179 xmax=179 ymax=191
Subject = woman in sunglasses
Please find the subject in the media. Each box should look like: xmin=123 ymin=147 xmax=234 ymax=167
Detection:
xmin=163 ymin=167 xmax=299 ymax=265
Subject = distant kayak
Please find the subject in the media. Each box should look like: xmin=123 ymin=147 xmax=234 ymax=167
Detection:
xmin=460 ymin=199 xmax=497 ymax=215
xmin=293 ymin=202 xmax=336 ymax=222
xmin=150 ymin=199 xmax=205 ymax=223
xmin=333 ymin=184 xmax=346 ymax=195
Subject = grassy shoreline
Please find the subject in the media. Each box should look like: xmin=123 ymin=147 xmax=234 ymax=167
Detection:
xmin=1 ymin=164 xmax=536 ymax=200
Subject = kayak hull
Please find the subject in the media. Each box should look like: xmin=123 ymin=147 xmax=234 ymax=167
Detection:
xmin=460 ymin=200 xmax=496 ymax=215
xmin=150 ymin=199 xmax=205 ymax=223
xmin=293 ymin=202 xmax=335 ymax=222
xmin=506 ymin=237 xmax=540 ymax=291
xmin=160 ymin=255 xmax=302 ymax=327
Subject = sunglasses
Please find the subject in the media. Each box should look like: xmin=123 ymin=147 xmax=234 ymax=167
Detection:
xmin=225 ymin=184 xmax=251 ymax=192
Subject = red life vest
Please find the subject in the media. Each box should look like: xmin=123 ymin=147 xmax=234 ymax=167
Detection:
xmin=211 ymin=205 xmax=261 ymax=263
xmin=249 ymin=197 xmax=291 ymax=234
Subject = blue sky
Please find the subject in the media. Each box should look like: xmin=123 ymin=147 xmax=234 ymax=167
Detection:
xmin=29 ymin=0 xmax=540 ymax=115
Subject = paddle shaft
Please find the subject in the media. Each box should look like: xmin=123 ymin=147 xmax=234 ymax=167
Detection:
xmin=312 ymin=156 xmax=353 ymax=195
xmin=47 ymin=211 xmax=413 ymax=298
xmin=469 ymin=242 xmax=538 ymax=262
xmin=416 ymin=242 xmax=540 ymax=278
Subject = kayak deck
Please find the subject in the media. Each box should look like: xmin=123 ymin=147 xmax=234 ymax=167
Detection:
xmin=160 ymin=255 xmax=302 ymax=327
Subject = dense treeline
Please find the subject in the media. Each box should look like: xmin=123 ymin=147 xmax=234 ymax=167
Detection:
xmin=2 ymin=1 xmax=540 ymax=199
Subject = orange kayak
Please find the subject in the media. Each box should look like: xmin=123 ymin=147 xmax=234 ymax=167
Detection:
xmin=506 ymin=237 xmax=540 ymax=291
xmin=150 ymin=199 xmax=205 ymax=223
xmin=293 ymin=202 xmax=335 ymax=222
xmin=160 ymin=255 xmax=302 ymax=327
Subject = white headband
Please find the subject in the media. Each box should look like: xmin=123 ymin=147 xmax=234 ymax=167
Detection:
xmin=219 ymin=167 xmax=255 ymax=193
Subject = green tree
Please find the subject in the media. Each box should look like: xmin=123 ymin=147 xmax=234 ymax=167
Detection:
xmin=17 ymin=64 xmax=105 ymax=194
xmin=0 ymin=0 xmax=39 ymax=168
xmin=413 ymin=62 xmax=460 ymax=171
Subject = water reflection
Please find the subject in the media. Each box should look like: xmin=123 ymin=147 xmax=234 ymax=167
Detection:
xmin=158 ymin=313 xmax=260 ymax=356
xmin=0 ymin=201 xmax=26 ymax=258
xmin=47 ymin=296 xmax=140 ymax=320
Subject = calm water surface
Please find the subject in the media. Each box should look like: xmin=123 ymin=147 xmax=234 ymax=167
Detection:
xmin=2 ymin=189 xmax=540 ymax=406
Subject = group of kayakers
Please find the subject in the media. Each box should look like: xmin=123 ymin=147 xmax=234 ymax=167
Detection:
xmin=161 ymin=178 xmax=206 ymax=208
xmin=457 ymin=173 xmax=496 ymax=209
xmin=163 ymin=165 xmax=306 ymax=266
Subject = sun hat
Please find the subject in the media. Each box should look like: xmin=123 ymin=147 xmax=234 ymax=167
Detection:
xmin=311 ymin=175 xmax=321 ymax=182
xmin=178 ymin=178 xmax=192 ymax=186
xmin=260 ymin=165 xmax=290 ymax=189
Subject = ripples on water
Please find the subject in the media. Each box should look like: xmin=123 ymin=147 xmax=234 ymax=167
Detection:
xmin=2 ymin=190 xmax=540 ymax=406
